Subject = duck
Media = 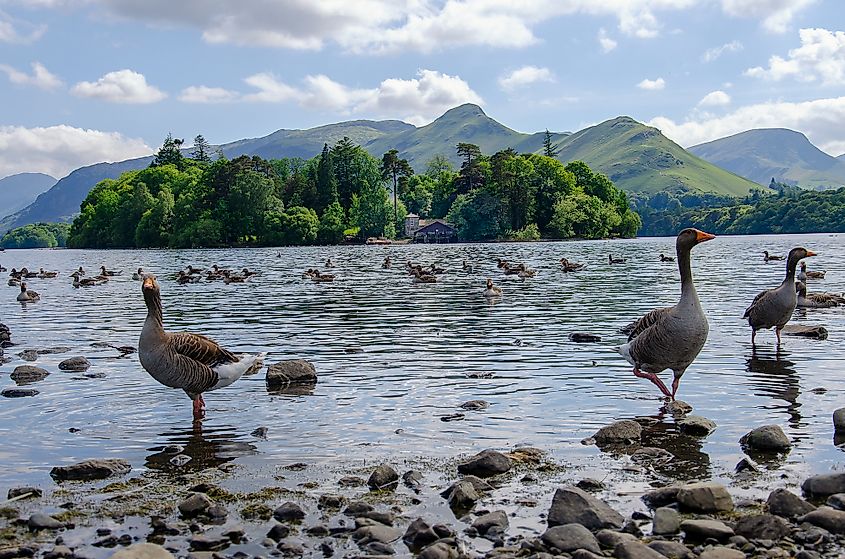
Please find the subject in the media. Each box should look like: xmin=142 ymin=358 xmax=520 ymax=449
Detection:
xmin=37 ymin=268 xmax=58 ymax=279
xmin=325 ymin=258 xmax=335 ymax=268
xmin=560 ymin=258 xmax=585 ymax=272
xmin=185 ymin=265 xmax=204 ymax=275
xmin=310 ymin=269 xmax=334 ymax=282
xmin=411 ymin=268 xmax=436 ymax=283
xmin=616 ymin=228 xmax=715 ymax=400
xmin=496 ymin=258 xmax=509 ymax=269
xmin=302 ymin=269 xmax=317 ymax=279
xmin=71 ymin=271 xmax=102 ymax=287
xmin=517 ymin=268 xmax=536 ymax=279
xmin=608 ymin=254 xmax=625 ymax=265
xmin=138 ymin=274 xmax=266 ymax=420
xmin=798 ymin=262 xmax=825 ymax=281
xmin=241 ymin=268 xmax=258 ymax=278
xmin=16 ymin=282 xmax=40 ymax=302
xmin=744 ymin=247 xmax=815 ymax=346
xmin=659 ymin=253 xmax=675 ymax=262
xmin=483 ymin=278 xmax=503 ymax=298
xmin=429 ymin=263 xmax=446 ymax=274
xmin=462 ymin=260 xmax=475 ymax=273
xmin=763 ymin=251 xmax=784 ymax=262
xmin=503 ymin=263 xmax=527 ymax=275
xmin=382 ymin=257 xmax=392 ymax=269
xmin=796 ymin=281 xmax=844 ymax=308
xmin=100 ymin=266 xmax=121 ymax=277
xmin=20 ymin=267 xmax=36 ymax=278
xmin=224 ymin=274 xmax=247 ymax=284
xmin=132 ymin=268 xmax=145 ymax=280
xmin=276 ymin=251 xmax=282 ymax=258
xmin=8 ymin=277 xmax=20 ymax=287
xmin=177 ymin=271 xmax=201 ymax=284
xmin=9 ymin=268 xmax=20 ymax=278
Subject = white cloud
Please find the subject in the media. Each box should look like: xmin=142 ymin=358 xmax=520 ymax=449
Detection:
xmin=71 ymin=69 xmax=166 ymax=103
xmin=498 ymin=65 xmax=555 ymax=91
xmin=0 ymin=124 xmax=152 ymax=179
xmin=0 ymin=10 xmax=46 ymax=44
xmin=720 ymin=0 xmax=816 ymax=33
xmin=0 ymin=61 xmax=62 ymax=89
xmin=648 ymin=95 xmax=845 ymax=155
xmin=241 ymin=73 xmax=300 ymax=103
xmin=178 ymin=85 xmax=239 ymax=103
xmin=745 ymin=28 xmax=845 ymax=85
xmin=597 ymin=28 xmax=617 ymax=53
xmin=637 ymin=77 xmax=666 ymax=90
xmin=698 ymin=90 xmax=731 ymax=106
xmin=702 ymin=39 xmax=743 ymax=62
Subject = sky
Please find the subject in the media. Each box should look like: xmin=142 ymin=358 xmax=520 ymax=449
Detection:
xmin=1 ymin=0 xmax=844 ymax=180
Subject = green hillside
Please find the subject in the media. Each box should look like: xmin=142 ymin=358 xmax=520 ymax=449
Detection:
xmin=554 ymin=117 xmax=761 ymax=196
xmin=689 ymin=128 xmax=845 ymax=190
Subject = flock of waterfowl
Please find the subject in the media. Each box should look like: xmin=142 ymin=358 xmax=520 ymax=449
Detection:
xmin=3 ymin=228 xmax=841 ymax=419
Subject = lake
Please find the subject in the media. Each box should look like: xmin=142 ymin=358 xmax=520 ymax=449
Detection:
xmin=1 ymin=233 xmax=843 ymax=500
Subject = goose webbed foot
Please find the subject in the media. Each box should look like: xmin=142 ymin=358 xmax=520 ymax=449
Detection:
xmin=633 ymin=368 xmax=672 ymax=399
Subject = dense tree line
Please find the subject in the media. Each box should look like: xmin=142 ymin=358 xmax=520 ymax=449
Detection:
xmin=67 ymin=134 xmax=639 ymax=248
xmin=0 ymin=222 xmax=71 ymax=249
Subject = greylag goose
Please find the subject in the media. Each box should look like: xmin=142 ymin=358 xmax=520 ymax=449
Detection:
xmin=659 ymin=253 xmax=675 ymax=262
xmin=796 ymin=281 xmax=844 ymax=308
xmin=798 ymin=262 xmax=825 ymax=281
xmin=177 ymin=271 xmax=201 ymax=284
xmin=763 ymin=251 xmax=783 ymax=262
xmin=560 ymin=258 xmax=584 ymax=272
xmin=100 ymin=266 xmax=120 ymax=276
xmin=37 ymin=268 xmax=58 ymax=279
xmin=8 ymin=277 xmax=20 ymax=287
xmin=616 ymin=228 xmax=715 ymax=399
xmin=139 ymin=274 xmax=265 ymax=420
xmin=382 ymin=256 xmax=391 ymax=269
xmin=609 ymin=254 xmax=625 ymax=264
xmin=744 ymin=247 xmax=815 ymax=345
xmin=9 ymin=268 xmax=21 ymax=278
xmin=71 ymin=272 xmax=102 ymax=287
xmin=20 ymin=268 xmax=36 ymax=278
xmin=411 ymin=268 xmax=436 ymax=283
xmin=325 ymin=258 xmax=334 ymax=268
xmin=186 ymin=265 xmax=204 ymax=275
xmin=132 ymin=268 xmax=145 ymax=280
xmin=483 ymin=278 xmax=503 ymax=298
xmin=496 ymin=258 xmax=509 ymax=269
xmin=17 ymin=282 xmax=40 ymax=302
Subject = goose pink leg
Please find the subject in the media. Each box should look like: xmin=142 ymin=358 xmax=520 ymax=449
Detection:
xmin=633 ymin=367 xmax=672 ymax=399
xmin=192 ymin=396 xmax=205 ymax=420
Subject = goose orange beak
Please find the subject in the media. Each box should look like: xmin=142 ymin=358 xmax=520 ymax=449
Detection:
xmin=806 ymin=250 xmax=817 ymax=257
xmin=695 ymin=230 xmax=716 ymax=242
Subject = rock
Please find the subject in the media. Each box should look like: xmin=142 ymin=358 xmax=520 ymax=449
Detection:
xmin=569 ymin=332 xmax=602 ymax=343
xmin=18 ymin=350 xmax=38 ymax=361
xmin=677 ymin=415 xmax=716 ymax=436
xmin=27 ymin=513 xmax=63 ymax=530
xmin=338 ymin=475 xmax=365 ymax=487
xmin=265 ymin=360 xmax=317 ymax=389
xmin=10 ymin=365 xmax=49 ymax=385
xmin=798 ymin=506 xmax=845 ymax=534
xmin=648 ymin=540 xmax=695 ymax=559
xmin=652 ymin=507 xmax=680 ymax=535
xmin=541 ymin=524 xmax=601 ymax=554
xmin=360 ymin=510 xmax=395 ymax=526
xmin=587 ymin=420 xmax=642 ymax=446
xmin=418 ymin=540 xmax=459 ymax=559
xmin=767 ymin=488 xmax=816 ymax=518
xmin=266 ymin=524 xmax=290 ymax=542
xmin=663 ymin=400 xmax=693 ymax=416
xmin=317 ymin=493 xmax=346 ymax=510
xmin=642 ymin=486 xmax=680 ymax=509
xmin=368 ymin=464 xmax=399 ymax=490
xmin=802 ymin=473 xmax=845 ymax=498
xmin=364 ymin=542 xmax=394 ymax=555
xmin=403 ymin=518 xmax=440 ymax=550
xmin=548 ymin=486 xmax=624 ymax=530
xmin=178 ymin=493 xmax=213 ymax=518
xmin=740 ymin=425 xmax=791 ymax=451
xmin=571 ymin=551 xmax=605 ymax=559
xmin=444 ymin=480 xmax=479 ymax=511
xmin=457 ymin=449 xmax=512 ymax=477
xmin=250 ymin=427 xmax=268 ymax=438
xmin=110 ymin=544 xmax=174 ymax=559
xmin=680 ymin=519 xmax=734 ymax=543
xmin=7 ymin=486 xmax=42 ymax=500
xmin=827 ymin=493 xmax=845 ymax=510
xmin=343 ymin=502 xmax=374 ymax=516
xmin=795 ymin=552 xmax=822 ymax=559
xmin=403 ymin=470 xmax=423 ymax=490
xmin=698 ymin=548 xmax=745 ymax=559
xmin=276 ymin=541 xmax=305 ymax=556
xmin=50 ymin=458 xmax=130 ymax=481
xmin=782 ymin=324 xmax=827 ymax=339
xmin=596 ymin=530 xmax=637 ymax=549
xmin=1 ymin=387 xmax=39 ymax=397
xmin=734 ymin=514 xmax=790 ymax=540
xmin=189 ymin=535 xmax=230 ymax=552
xmin=676 ymin=482 xmax=734 ymax=512
xmin=735 ymin=457 xmax=760 ymax=473
xmin=273 ymin=502 xmax=305 ymax=521
xmin=440 ymin=413 xmax=464 ymax=422
xmin=614 ymin=540 xmax=666 ymax=559
xmin=441 ymin=475 xmax=493 ymax=497
xmin=43 ymin=545 xmax=72 ymax=559
xmin=58 ymin=357 xmax=90 ymax=372
xmin=472 ymin=510 xmax=508 ymax=537
xmin=576 ymin=478 xmax=605 ymax=492
xmin=460 ymin=400 xmax=489 ymax=410
xmin=834 ymin=408 xmax=845 ymax=431
xmin=352 ymin=524 xmax=402 ymax=545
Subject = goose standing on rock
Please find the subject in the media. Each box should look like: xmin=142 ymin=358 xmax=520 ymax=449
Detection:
xmin=617 ymin=228 xmax=715 ymax=400
xmin=139 ymin=274 xmax=266 ymax=420
xmin=744 ymin=247 xmax=815 ymax=346
xmin=17 ymin=282 xmax=40 ymax=302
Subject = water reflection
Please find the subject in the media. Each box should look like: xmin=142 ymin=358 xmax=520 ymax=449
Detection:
xmin=145 ymin=423 xmax=257 ymax=474
xmin=745 ymin=347 xmax=802 ymax=429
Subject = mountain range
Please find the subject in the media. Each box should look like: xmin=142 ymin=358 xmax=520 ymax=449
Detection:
xmin=0 ymin=103 xmax=781 ymax=231
xmin=689 ymin=129 xmax=845 ymax=190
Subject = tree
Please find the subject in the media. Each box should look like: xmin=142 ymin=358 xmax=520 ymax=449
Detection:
xmin=316 ymin=144 xmax=339 ymax=213
xmin=381 ymin=149 xmax=413 ymax=228
xmin=318 ymin=201 xmax=346 ymax=244
xmin=191 ymin=134 xmax=212 ymax=163
xmin=425 ymin=154 xmax=453 ymax=177
xmin=350 ymin=179 xmax=392 ymax=239
xmin=152 ymin=133 xmax=184 ymax=168
xmin=402 ymin=175 xmax=435 ymax=217
xmin=456 ymin=142 xmax=483 ymax=193
xmin=542 ymin=129 xmax=559 ymax=158
xmin=281 ymin=206 xmax=318 ymax=245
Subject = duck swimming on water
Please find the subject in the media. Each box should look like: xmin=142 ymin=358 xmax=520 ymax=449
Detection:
xmin=763 ymin=251 xmax=783 ymax=262
xmin=16 ymin=282 xmax=40 ymax=302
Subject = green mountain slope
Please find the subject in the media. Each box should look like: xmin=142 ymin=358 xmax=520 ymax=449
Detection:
xmin=689 ymin=128 xmax=845 ymax=190
xmin=555 ymin=117 xmax=761 ymax=196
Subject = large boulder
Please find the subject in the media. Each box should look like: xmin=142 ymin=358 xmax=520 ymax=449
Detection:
xmin=676 ymin=482 xmax=733 ymax=512
xmin=680 ymin=519 xmax=734 ymax=543
xmin=50 ymin=459 xmax=130 ymax=481
xmin=110 ymin=544 xmax=174 ymax=559
xmin=367 ymin=464 xmax=399 ymax=490
xmin=548 ymin=486 xmax=624 ymax=531
xmin=833 ymin=408 xmax=845 ymax=431
xmin=802 ymin=473 xmax=845 ymax=498
xmin=733 ymin=514 xmax=790 ymax=540
xmin=457 ymin=449 xmax=512 ymax=478
xmin=652 ymin=507 xmax=680 ymax=535
xmin=740 ymin=425 xmax=791 ymax=451
xmin=798 ymin=507 xmax=845 ymax=534
xmin=614 ymin=540 xmax=667 ymax=559
xmin=677 ymin=416 xmax=716 ymax=436
xmin=541 ymin=524 xmax=601 ymax=554
xmin=58 ymin=357 xmax=90 ymax=372
xmin=265 ymin=360 xmax=317 ymax=389
xmin=587 ymin=420 xmax=642 ymax=446
xmin=10 ymin=365 xmax=49 ymax=385
xmin=767 ymin=488 xmax=816 ymax=519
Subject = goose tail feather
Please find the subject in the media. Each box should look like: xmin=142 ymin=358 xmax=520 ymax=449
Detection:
xmin=211 ymin=352 xmax=267 ymax=391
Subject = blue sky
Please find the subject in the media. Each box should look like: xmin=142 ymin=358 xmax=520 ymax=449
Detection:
xmin=1 ymin=0 xmax=843 ymax=179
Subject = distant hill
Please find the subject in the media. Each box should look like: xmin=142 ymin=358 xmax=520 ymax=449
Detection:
xmin=689 ymin=128 xmax=845 ymax=190
xmin=0 ymin=173 xmax=56 ymax=218
xmin=3 ymin=104 xmax=763 ymax=230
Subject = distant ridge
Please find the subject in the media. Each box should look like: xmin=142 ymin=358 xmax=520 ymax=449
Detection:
xmin=1 ymin=104 xmax=762 ymax=231
xmin=689 ymin=128 xmax=845 ymax=190
xmin=0 ymin=173 xmax=56 ymax=219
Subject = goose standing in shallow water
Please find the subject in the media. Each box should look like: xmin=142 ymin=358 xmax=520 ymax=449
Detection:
xmin=796 ymin=281 xmax=844 ymax=308
xmin=139 ymin=275 xmax=265 ymax=420
xmin=744 ymin=247 xmax=815 ymax=346
xmin=17 ymin=282 xmax=40 ymax=302
xmin=617 ymin=228 xmax=715 ymax=400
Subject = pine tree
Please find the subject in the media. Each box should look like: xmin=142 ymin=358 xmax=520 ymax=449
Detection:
xmin=191 ymin=134 xmax=212 ymax=163
xmin=380 ymin=149 xmax=413 ymax=230
xmin=543 ymin=129 xmax=559 ymax=158
xmin=316 ymin=143 xmax=339 ymax=213
xmin=151 ymin=133 xmax=184 ymax=168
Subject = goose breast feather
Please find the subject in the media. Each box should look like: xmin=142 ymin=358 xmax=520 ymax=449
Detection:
xmin=622 ymin=308 xmax=708 ymax=373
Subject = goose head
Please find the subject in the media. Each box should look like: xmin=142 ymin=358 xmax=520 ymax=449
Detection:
xmin=19 ymin=282 xmax=27 ymax=292
xmin=142 ymin=274 xmax=160 ymax=295
xmin=796 ymin=281 xmax=807 ymax=297
xmin=486 ymin=278 xmax=494 ymax=289
xmin=787 ymin=247 xmax=815 ymax=269
xmin=676 ymin=228 xmax=715 ymax=252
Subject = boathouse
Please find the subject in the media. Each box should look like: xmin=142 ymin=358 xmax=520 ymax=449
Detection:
xmin=406 ymin=216 xmax=457 ymax=243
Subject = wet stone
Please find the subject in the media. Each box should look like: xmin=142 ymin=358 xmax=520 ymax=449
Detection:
xmin=677 ymin=482 xmax=734 ymax=512
xmin=1 ymin=387 xmax=39 ymax=397
xmin=833 ymin=408 xmax=845 ymax=431
xmin=642 ymin=486 xmax=680 ymax=509
xmin=403 ymin=470 xmax=423 ymax=490
xmin=8 ymin=487 xmax=42 ymax=500
xmin=265 ymin=360 xmax=317 ymax=389
xmin=663 ymin=400 xmax=693 ymax=416
xmin=460 ymin=400 xmax=490 ymax=410
xmin=338 ymin=476 xmax=366 ymax=487
xmin=457 ymin=449 xmax=512 ymax=478
xmin=569 ymin=332 xmax=602 ymax=343
xmin=735 ymin=457 xmax=760 ymax=473
xmin=266 ymin=524 xmax=290 ymax=542
xmin=58 ymin=357 xmax=90 ymax=372
xmin=343 ymin=502 xmax=374 ymax=516
xmin=27 ymin=513 xmax=63 ymax=531
xmin=631 ymin=447 xmax=673 ymax=463
xmin=677 ymin=415 xmax=717 ymax=436
xmin=652 ymin=507 xmax=680 ymax=535
xmin=43 ymin=545 xmax=73 ymax=559
xmin=10 ymin=365 xmax=49 ymax=385
xmin=317 ymin=494 xmax=346 ymax=510
xmin=471 ymin=510 xmax=508 ymax=537
xmin=110 ymin=544 xmax=174 ymax=559
xmin=365 ymin=541 xmax=395 ymax=555
xmin=368 ymin=464 xmax=399 ymax=490
xmin=734 ymin=514 xmax=790 ymax=540
xmin=680 ymin=519 xmax=734 ymax=543
xmin=648 ymin=540 xmax=695 ymax=559
xmin=826 ymin=493 xmax=845 ymax=511
xmin=799 ymin=506 xmax=845 ymax=534
xmin=50 ymin=458 xmax=130 ymax=481
xmin=740 ymin=425 xmax=791 ymax=451
xmin=403 ymin=519 xmax=440 ymax=550
xmin=418 ymin=540 xmax=459 ymax=559
xmin=576 ymin=478 xmax=605 ymax=492
xmin=352 ymin=524 xmax=402 ymax=545
xmin=613 ymin=540 xmax=667 ymax=559
xmin=548 ymin=485 xmax=624 ymax=531
xmin=540 ymin=524 xmax=601 ymax=554
xmin=273 ymin=501 xmax=305 ymax=522
xmin=587 ymin=420 xmax=642 ymax=446
xmin=802 ymin=473 xmax=845 ymax=498
xmin=596 ymin=529 xmax=637 ymax=549
xmin=17 ymin=350 xmax=38 ymax=361
xmin=767 ymin=488 xmax=816 ymax=519
xmin=699 ymin=548 xmax=745 ymax=559
xmin=445 ymin=480 xmax=479 ymax=511
xmin=189 ymin=535 xmax=229 ymax=552
xmin=178 ymin=494 xmax=213 ymax=518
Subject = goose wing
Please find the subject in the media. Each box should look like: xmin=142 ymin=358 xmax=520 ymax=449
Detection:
xmin=743 ymin=288 xmax=773 ymax=318
xmin=169 ymin=332 xmax=237 ymax=366
xmin=621 ymin=307 xmax=672 ymax=340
